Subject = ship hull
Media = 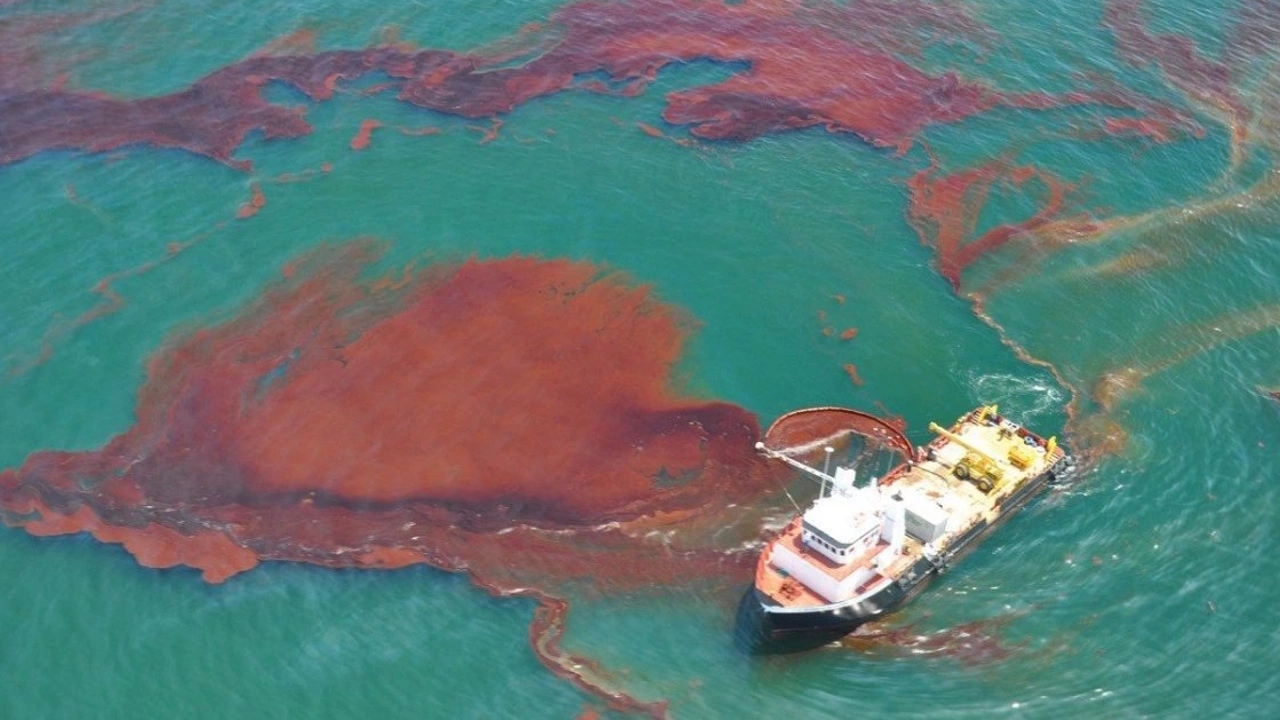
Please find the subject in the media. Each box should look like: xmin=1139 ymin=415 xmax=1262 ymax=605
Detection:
xmin=738 ymin=457 xmax=1071 ymax=654
xmin=735 ymin=558 xmax=929 ymax=653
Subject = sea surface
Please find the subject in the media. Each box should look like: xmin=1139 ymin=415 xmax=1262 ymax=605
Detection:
xmin=1 ymin=0 xmax=1278 ymax=718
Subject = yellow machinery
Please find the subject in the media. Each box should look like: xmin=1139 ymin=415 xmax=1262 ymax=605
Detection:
xmin=953 ymin=452 xmax=1002 ymax=492
xmin=1007 ymin=443 xmax=1036 ymax=470
xmin=928 ymin=421 xmax=1005 ymax=493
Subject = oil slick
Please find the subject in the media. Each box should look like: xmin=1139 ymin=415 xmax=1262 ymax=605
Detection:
xmin=2 ymin=0 xmax=1279 ymax=714
xmin=0 ymin=241 xmax=778 ymax=714
xmin=1 ymin=0 xmax=1190 ymax=169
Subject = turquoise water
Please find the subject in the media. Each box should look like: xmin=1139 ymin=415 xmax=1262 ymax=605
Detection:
xmin=2 ymin=0 xmax=1278 ymax=717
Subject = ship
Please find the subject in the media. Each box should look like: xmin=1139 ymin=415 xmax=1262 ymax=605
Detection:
xmin=738 ymin=405 xmax=1073 ymax=651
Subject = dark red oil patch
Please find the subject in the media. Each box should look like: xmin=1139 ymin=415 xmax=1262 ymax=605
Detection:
xmin=1 ymin=241 xmax=772 ymax=578
xmin=471 ymin=117 xmax=504 ymax=145
xmin=1103 ymin=0 xmax=1280 ymax=158
xmin=531 ymin=594 xmax=668 ymax=718
xmin=1104 ymin=2 xmax=1244 ymax=122
xmin=1102 ymin=115 xmax=1175 ymax=143
xmin=349 ymin=119 xmax=381 ymax=150
xmin=1 ymin=242 xmax=780 ymax=713
xmin=637 ymin=122 xmax=665 ymax=139
xmin=906 ymin=159 xmax=1071 ymax=290
xmin=0 ymin=0 xmax=1191 ymax=168
xmin=842 ymin=363 xmax=864 ymax=387
xmin=236 ymin=182 xmax=266 ymax=218
xmin=842 ymin=611 xmax=1029 ymax=664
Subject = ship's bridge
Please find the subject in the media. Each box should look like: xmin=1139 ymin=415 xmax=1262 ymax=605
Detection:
xmin=800 ymin=468 xmax=881 ymax=564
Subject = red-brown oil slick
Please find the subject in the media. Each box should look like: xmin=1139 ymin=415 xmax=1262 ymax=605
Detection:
xmin=0 ymin=241 xmax=779 ymax=715
xmin=842 ymin=612 xmax=1026 ymax=665
xmin=4 ymin=0 xmax=1274 ymax=712
xmin=1104 ymin=0 xmax=1280 ymax=165
xmin=906 ymin=158 xmax=1073 ymax=292
xmin=0 ymin=241 xmax=778 ymax=578
xmin=0 ymin=0 xmax=1191 ymax=169
xmin=900 ymin=0 xmax=1280 ymax=466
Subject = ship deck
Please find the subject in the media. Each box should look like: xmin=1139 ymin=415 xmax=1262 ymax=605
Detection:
xmin=757 ymin=523 xmax=923 ymax=608
xmin=757 ymin=408 xmax=1062 ymax=610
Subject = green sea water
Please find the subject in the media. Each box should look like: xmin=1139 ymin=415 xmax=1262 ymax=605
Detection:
xmin=2 ymin=0 xmax=1278 ymax=717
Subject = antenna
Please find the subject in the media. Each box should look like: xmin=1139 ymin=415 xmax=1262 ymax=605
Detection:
xmin=821 ymin=446 xmax=834 ymax=497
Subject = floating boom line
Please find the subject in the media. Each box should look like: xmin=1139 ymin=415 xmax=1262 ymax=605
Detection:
xmin=761 ymin=406 xmax=915 ymax=462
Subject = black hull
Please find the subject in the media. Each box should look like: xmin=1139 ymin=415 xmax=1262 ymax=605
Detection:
xmin=735 ymin=559 xmax=930 ymax=654
xmin=737 ymin=457 xmax=1072 ymax=654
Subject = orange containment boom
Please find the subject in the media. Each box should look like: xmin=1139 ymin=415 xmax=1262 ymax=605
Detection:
xmin=761 ymin=406 xmax=915 ymax=462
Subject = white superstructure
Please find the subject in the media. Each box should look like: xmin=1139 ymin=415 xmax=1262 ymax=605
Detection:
xmin=753 ymin=406 xmax=1065 ymax=611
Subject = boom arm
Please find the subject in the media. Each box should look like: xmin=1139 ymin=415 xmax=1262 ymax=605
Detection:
xmin=927 ymin=422 xmax=1001 ymax=465
xmin=754 ymin=442 xmax=838 ymax=485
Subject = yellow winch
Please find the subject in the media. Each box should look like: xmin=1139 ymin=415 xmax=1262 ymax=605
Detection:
xmin=1007 ymin=443 xmax=1036 ymax=470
